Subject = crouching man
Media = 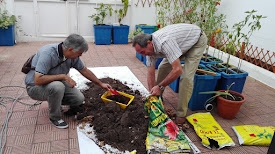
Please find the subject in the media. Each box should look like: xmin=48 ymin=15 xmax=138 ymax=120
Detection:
xmin=25 ymin=34 xmax=111 ymax=128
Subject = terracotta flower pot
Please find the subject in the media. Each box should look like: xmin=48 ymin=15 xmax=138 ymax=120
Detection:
xmin=217 ymin=90 xmax=246 ymax=120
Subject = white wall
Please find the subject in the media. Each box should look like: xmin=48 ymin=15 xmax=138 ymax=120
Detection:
xmin=3 ymin=0 xmax=14 ymax=14
xmin=12 ymin=0 xmax=133 ymax=41
xmin=130 ymin=0 xmax=157 ymax=30
xmin=7 ymin=0 xmax=157 ymax=42
xmin=217 ymin=0 xmax=275 ymax=53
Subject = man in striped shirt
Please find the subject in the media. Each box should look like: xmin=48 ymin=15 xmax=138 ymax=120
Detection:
xmin=132 ymin=23 xmax=207 ymax=127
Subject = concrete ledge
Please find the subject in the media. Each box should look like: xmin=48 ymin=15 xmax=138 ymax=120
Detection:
xmin=207 ymin=46 xmax=275 ymax=90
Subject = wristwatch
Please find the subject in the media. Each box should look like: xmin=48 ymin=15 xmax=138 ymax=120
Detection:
xmin=158 ymin=85 xmax=165 ymax=91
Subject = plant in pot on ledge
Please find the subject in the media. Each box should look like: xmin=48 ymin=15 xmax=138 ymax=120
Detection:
xmin=112 ymin=0 xmax=130 ymax=44
xmin=0 ymin=1 xmax=17 ymax=46
xmin=200 ymin=82 xmax=246 ymax=120
xmin=219 ymin=10 xmax=266 ymax=73
xmin=207 ymin=10 xmax=266 ymax=94
xmin=89 ymin=3 xmax=113 ymax=45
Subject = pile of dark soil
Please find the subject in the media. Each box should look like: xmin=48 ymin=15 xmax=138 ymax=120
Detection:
xmin=77 ymin=78 xmax=149 ymax=153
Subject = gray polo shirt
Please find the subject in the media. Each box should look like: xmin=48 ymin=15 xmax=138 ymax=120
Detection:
xmin=146 ymin=23 xmax=201 ymax=66
xmin=25 ymin=43 xmax=85 ymax=85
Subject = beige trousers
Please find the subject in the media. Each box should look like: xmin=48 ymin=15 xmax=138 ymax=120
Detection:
xmin=156 ymin=32 xmax=207 ymax=117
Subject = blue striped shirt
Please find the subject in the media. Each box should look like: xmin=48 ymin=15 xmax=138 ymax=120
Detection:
xmin=146 ymin=23 xmax=201 ymax=66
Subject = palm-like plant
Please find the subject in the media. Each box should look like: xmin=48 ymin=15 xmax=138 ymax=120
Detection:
xmin=200 ymin=82 xmax=235 ymax=105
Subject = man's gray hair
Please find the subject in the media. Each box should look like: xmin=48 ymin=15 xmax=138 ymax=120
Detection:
xmin=132 ymin=33 xmax=152 ymax=48
xmin=63 ymin=34 xmax=88 ymax=53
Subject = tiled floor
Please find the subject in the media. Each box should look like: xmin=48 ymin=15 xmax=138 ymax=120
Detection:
xmin=0 ymin=42 xmax=274 ymax=154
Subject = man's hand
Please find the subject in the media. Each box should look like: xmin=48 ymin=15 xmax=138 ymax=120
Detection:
xmin=64 ymin=75 xmax=76 ymax=88
xmin=79 ymin=67 xmax=112 ymax=91
xmin=99 ymin=83 xmax=112 ymax=91
xmin=149 ymin=58 xmax=182 ymax=95
xmin=147 ymin=66 xmax=156 ymax=91
xmin=150 ymin=85 xmax=162 ymax=96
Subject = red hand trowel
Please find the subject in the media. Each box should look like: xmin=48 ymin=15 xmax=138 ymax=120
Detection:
xmin=110 ymin=89 xmax=120 ymax=95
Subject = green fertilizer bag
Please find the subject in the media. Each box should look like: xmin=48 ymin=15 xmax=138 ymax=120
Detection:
xmin=232 ymin=125 xmax=275 ymax=146
xmin=144 ymin=96 xmax=191 ymax=154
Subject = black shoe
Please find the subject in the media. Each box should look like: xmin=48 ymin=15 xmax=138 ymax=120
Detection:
xmin=50 ymin=119 xmax=68 ymax=129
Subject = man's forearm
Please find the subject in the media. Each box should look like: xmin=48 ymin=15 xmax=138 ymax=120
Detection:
xmin=158 ymin=59 xmax=183 ymax=87
xmin=34 ymin=73 xmax=65 ymax=85
xmin=158 ymin=68 xmax=182 ymax=87
xmin=79 ymin=67 xmax=103 ymax=86
xmin=147 ymin=66 xmax=156 ymax=90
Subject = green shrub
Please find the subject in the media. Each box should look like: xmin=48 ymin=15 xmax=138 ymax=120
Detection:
xmin=0 ymin=6 xmax=17 ymax=29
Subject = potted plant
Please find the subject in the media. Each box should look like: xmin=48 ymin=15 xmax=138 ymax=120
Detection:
xmin=0 ymin=1 xmax=17 ymax=46
xmin=187 ymin=65 xmax=221 ymax=111
xmin=209 ymin=10 xmax=266 ymax=93
xmin=168 ymin=64 xmax=221 ymax=111
xmin=89 ymin=3 xmax=113 ymax=45
xmin=112 ymin=0 xmax=130 ymax=44
xmin=223 ymin=10 xmax=266 ymax=73
xmin=200 ymin=82 xmax=246 ymax=120
xmin=154 ymin=0 xmax=227 ymax=43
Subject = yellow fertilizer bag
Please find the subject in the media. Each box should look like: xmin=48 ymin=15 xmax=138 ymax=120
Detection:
xmin=186 ymin=112 xmax=235 ymax=149
xmin=232 ymin=125 xmax=275 ymax=146
xmin=144 ymin=96 xmax=191 ymax=154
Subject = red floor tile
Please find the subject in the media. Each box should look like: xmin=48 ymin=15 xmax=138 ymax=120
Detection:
xmin=51 ymin=140 xmax=69 ymax=153
xmin=33 ymin=131 xmax=52 ymax=143
xmin=31 ymin=142 xmax=51 ymax=154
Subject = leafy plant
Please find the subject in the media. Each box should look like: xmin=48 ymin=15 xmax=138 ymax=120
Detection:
xmin=129 ymin=27 xmax=144 ymax=39
xmin=214 ymin=10 xmax=267 ymax=74
xmin=225 ymin=10 xmax=266 ymax=72
xmin=200 ymin=82 xmax=235 ymax=105
xmin=0 ymin=2 xmax=17 ymax=29
xmin=229 ymin=10 xmax=266 ymax=50
xmin=114 ymin=0 xmax=128 ymax=24
xmin=88 ymin=3 xmax=113 ymax=25
xmin=154 ymin=0 xmax=228 ymax=43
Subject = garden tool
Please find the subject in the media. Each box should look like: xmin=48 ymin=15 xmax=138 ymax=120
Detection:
xmin=110 ymin=89 xmax=120 ymax=95
xmin=196 ymin=69 xmax=217 ymax=76
xmin=182 ymin=64 xmax=216 ymax=76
